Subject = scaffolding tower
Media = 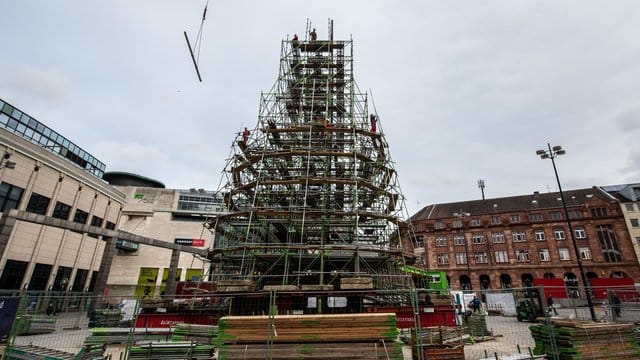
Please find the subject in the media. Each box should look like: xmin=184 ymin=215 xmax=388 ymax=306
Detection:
xmin=206 ymin=23 xmax=416 ymax=295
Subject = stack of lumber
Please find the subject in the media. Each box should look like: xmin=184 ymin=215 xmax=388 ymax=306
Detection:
xmin=413 ymin=326 xmax=466 ymax=345
xmin=84 ymin=327 xmax=171 ymax=345
xmin=466 ymin=314 xmax=492 ymax=337
xmin=75 ymin=344 xmax=106 ymax=360
xmin=4 ymin=345 xmax=75 ymax=360
xmin=171 ymin=324 xmax=218 ymax=344
xmin=127 ymin=341 xmax=214 ymax=360
xmin=530 ymin=319 xmax=640 ymax=359
xmin=216 ymin=313 xmax=402 ymax=359
xmin=339 ymin=277 xmax=373 ymax=289
xmin=88 ymin=309 xmax=122 ymax=327
xmin=220 ymin=342 xmax=402 ymax=359
xmin=14 ymin=314 xmax=56 ymax=335
xmin=217 ymin=313 xmax=398 ymax=343
xmin=216 ymin=279 xmax=256 ymax=292
xmin=140 ymin=298 xmax=173 ymax=309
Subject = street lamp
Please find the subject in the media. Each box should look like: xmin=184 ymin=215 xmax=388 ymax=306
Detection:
xmin=453 ymin=211 xmax=472 ymax=291
xmin=536 ymin=143 xmax=597 ymax=321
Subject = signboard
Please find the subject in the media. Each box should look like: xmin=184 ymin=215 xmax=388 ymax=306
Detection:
xmin=174 ymin=238 xmax=205 ymax=247
xmin=135 ymin=267 xmax=159 ymax=298
xmin=186 ymin=268 xmax=203 ymax=282
xmin=159 ymin=268 xmax=183 ymax=295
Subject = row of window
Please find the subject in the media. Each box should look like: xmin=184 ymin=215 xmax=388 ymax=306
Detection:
xmin=434 ymin=208 xmax=613 ymax=230
xmin=0 ymin=259 xmax=98 ymax=291
xmin=434 ymin=227 xmax=587 ymax=247
xmin=0 ymin=99 xmax=106 ymax=177
xmin=0 ymin=182 xmax=115 ymax=230
xmin=436 ymin=247 xmax=593 ymax=265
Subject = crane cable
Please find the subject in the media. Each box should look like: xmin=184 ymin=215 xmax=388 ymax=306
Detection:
xmin=184 ymin=0 xmax=209 ymax=82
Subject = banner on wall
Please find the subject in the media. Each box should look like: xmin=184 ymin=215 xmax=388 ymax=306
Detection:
xmin=159 ymin=268 xmax=183 ymax=295
xmin=135 ymin=267 xmax=159 ymax=298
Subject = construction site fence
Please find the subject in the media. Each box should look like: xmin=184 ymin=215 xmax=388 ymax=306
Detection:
xmin=0 ymin=285 xmax=639 ymax=359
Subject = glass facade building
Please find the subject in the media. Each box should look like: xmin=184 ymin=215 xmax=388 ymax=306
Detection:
xmin=0 ymin=98 xmax=106 ymax=177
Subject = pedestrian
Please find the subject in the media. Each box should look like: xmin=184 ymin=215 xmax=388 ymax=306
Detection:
xmin=310 ymin=28 xmax=317 ymax=41
xmin=547 ymin=295 xmax=558 ymax=315
xmin=471 ymin=296 xmax=481 ymax=313
xmin=242 ymin=127 xmax=250 ymax=144
xmin=46 ymin=302 xmax=56 ymax=316
xmin=369 ymin=114 xmax=377 ymax=133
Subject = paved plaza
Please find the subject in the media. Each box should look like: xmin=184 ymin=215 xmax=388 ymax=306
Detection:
xmin=11 ymin=306 xmax=640 ymax=359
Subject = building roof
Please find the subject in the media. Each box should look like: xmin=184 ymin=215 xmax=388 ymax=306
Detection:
xmin=411 ymin=186 xmax=615 ymax=221
xmin=601 ymin=183 xmax=640 ymax=202
xmin=103 ymin=171 xmax=165 ymax=188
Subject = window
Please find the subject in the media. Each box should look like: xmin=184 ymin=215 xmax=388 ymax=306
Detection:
xmin=579 ymin=247 xmax=592 ymax=260
xmin=492 ymin=232 xmax=505 ymax=243
xmin=435 ymin=237 xmax=447 ymax=247
xmin=437 ymin=253 xmax=449 ymax=265
xmin=73 ymin=209 xmax=89 ymax=224
xmin=72 ymin=269 xmax=89 ymax=292
xmin=554 ymin=228 xmax=566 ymax=240
xmin=574 ymin=227 xmax=586 ymax=239
xmin=434 ymin=221 xmax=444 ymax=229
xmin=636 ymin=237 xmax=640 ymax=246
xmin=90 ymin=216 xmax=103 ymax=228
xmin=558 ymin=248 xmax=570 ymax=260
xmin=51 ymin=201 xmax=71 ymax=220
xmin=0 ymin=182 xmax=24 ymax=211
xmin=0 ymin=259 xmax=28 ymax=290
xmin=516 ymin=250 xmax=530 ymax=262
xmin=534 ymin=229 xmax=546 ymax=241
xmin=490 ymin=216 xmax=501 ymax=225
xmin=591 ymin=207 xmax=608 ymax=217
xmin=512 ymin=231 xmax=526 ymax=242
xmin=625 ymin=203 xmax=635 ymax=212
xmin=105 ymin=221 xmax=116 ymax=230
xmin=475 ymin=252 xmax=488 ymax=263
xmin=456 ymin=252 xmax=467 ymax=264
xmin=454 ymin=234 xmax=465 ymax=246
xmin=470 ymin=218 xmax=481 ymax=226
xmin=510 ymin=214 xmax=521 ymax=223
xmin=472 ymin=233 xmax=486 ymax=244
xmin=631 ymin=219 xmax=639 ymax=228
xmin=528 ymin=213 xmax=543 ymax=222
xmin=453 ymin=220 xmax=463 ymax=228
xmin=28 ymin=263 xmax=53 ymax=291
xmin=548 ymin=211 xmax=563 ymax=220
xmin=539 ymin=249 xmax=550 ymax=262
xmin=568 ymin=210 xmax=582 ymax=219
xmin=26 ymin=192 xmax=50 ymax=215
xmin=495 ymin=251 xmax=508 ymax=263
xmin=597 ymin=224 xmax=622 ymax=262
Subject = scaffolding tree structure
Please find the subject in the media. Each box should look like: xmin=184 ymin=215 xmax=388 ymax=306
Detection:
xmin=206 ymin=22 xmax=417 ymax=299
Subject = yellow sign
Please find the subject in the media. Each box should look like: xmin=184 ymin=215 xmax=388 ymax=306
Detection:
xmin=186 ymin=268 xmax=204 ymax=282
xmin=159 ymin=268 xmax=183 ymax=295
xmin=135 ymin=267 xmax=159 ymax=298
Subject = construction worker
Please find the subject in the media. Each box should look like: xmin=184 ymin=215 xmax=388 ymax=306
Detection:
xmin=242 ymin=127 xmax=250 ymax=144
xmin=292 ymin=34 xmax=299 ymax=42
xmin=369 ymin=114 xmax=377 ymax=133
xmin=310 ymin=28 xmax=317 ymax=41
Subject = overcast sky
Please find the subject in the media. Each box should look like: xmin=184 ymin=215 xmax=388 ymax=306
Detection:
xmin=2 ymin=1 xmax=640 ymax=215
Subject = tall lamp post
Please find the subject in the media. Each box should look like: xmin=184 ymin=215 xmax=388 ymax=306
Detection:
xmin=453 ymin=211 xmax=472 ymax=291
xmin=536 ymin=143 xmax=597 ymax=321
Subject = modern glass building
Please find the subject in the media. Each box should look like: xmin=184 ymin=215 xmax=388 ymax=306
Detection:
xmin=0 ymin=98 xmax=106 ymax=177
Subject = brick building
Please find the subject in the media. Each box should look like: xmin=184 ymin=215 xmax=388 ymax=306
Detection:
xmin=410 ymin=187 xmax=640 ymax=293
